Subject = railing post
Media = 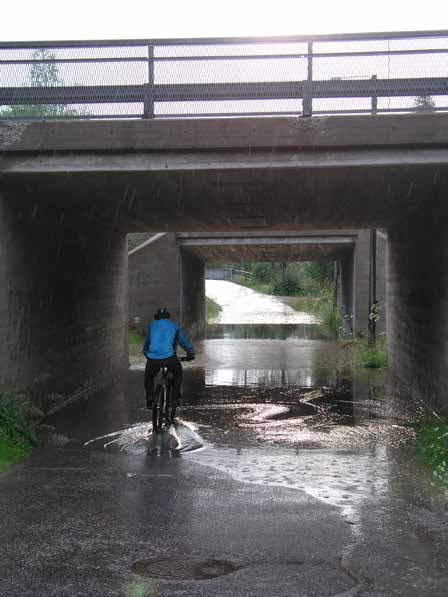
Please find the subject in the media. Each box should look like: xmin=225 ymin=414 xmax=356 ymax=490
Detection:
xmin=143 ymin=45 xmax=155 ymax=119
xmin=371 ymin=74 xmax=378 ymax=114
xmin=302 ymin=41 xmax=313 ymax=117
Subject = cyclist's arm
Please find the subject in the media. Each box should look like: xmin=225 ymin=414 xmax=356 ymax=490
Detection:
xmin=178 ymin=328 xmax=195 ymax=357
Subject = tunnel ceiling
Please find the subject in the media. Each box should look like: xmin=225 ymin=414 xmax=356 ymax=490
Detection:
xmin=180 ymin=244 xmax=353 ymax=262
xmin=177 ymin=232 xmax=355 ymax=262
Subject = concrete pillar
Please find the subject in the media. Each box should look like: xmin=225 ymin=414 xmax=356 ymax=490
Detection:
xmin=128 ymin=233 xmax=180 ymax=337
xmin=387 ymin=212 xmax=448 ymax=414
xmin=376 ymin=231 xmax=387 ymax=336
xmin=0 ymin=197 xmax=128 ymax=407
xmin=353 ymin=230 xmax=386 ymax=336
xmin=340 ymin=252 xmax=354 ymax=335
xmin=180 ymin=250 xmax=206 ymax=340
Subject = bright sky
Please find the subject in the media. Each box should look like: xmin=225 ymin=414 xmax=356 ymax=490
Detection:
xmin=2 ymin=0 xmax=447 ymax=41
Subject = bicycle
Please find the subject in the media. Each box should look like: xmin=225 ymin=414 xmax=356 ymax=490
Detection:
xmin=151 ymin=356 xmax=190 ymax=433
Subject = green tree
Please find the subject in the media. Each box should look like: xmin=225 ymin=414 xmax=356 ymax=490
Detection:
xmin=413 ymin=95 xmax=436 ymax=112
xmin=1 ymin=48 xmax=83 ymax=118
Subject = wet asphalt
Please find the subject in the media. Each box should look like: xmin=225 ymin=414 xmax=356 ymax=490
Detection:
xmin=2 ymin=313 xmax=448 ymax=594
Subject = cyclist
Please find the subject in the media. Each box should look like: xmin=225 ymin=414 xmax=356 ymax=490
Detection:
xmin=142 ymin=307 xmax=195 ymax=410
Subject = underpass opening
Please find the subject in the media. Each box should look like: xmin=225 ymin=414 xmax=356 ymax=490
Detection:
xmin=123 ymin=229 xmax=391 ymax=453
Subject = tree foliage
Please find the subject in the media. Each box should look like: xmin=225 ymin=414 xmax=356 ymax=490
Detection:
xmin=413 ymin=95 xmax=436 ymax=112
xmin=224 ymin=260 xmax=334 ymax=296
xmin=0 ymin=49 xmax=84 ymax=119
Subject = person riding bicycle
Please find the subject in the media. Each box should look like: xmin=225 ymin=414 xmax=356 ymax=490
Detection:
xmin=142 ymin=307 xmax=195 ymax=409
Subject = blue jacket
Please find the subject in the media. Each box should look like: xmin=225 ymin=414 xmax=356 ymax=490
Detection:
xmin=142 ymin=319 xmax=195 ymax=360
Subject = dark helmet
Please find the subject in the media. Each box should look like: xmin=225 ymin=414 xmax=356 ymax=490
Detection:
xmin=154 ymin=307 xmax=170 ymax=320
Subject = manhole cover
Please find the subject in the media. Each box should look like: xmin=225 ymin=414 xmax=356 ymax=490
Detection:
xmin=131 ymin=557 xmax=240 ymax=580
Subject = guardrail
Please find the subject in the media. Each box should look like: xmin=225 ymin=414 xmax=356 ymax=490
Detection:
xmin=206 ymin=268 xmax=253 ymax=281
xmin=1 ymin=30 xmax=447 ymax=120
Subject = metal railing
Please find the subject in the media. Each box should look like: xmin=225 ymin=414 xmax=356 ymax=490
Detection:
xmin=0 ymin=30 xmax=447 ymax=120
xmin=206 ymin=268 xmax=253 ymax=281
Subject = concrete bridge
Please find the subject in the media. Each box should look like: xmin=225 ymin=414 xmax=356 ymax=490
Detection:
xmin=128 ymin=230 xmax=386 ymax=339
xmin=1 ymin=112 xmax=448 ymax=413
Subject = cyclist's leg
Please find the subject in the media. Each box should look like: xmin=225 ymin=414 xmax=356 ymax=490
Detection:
xmin=145 ymin=359 xmax=161 ymax=407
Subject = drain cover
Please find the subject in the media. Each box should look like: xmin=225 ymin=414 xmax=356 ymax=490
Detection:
xmin=131 ymin=558 xmax=240 ymax=580
xmin=131 ymin=557 xmax=240 ymax=580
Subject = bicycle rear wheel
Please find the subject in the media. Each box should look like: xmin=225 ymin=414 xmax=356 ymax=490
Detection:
xmin=165 ymin=383 xmax=176 ymax=425
xmin=152 ymin=386 xmax=163 ymax=433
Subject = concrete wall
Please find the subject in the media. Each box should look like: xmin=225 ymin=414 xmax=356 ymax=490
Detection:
xmin=128 ymin=233 xmax=180 ymax=337
xmin=128 ymin=236 xmax=205 ymax=341
xmin=0 ymin=195 xmax=128 ymax=407
xmin=388 ymin=210 xmax=448 ymax=414
xmin=181 ymin=250 xmax=206 ymax=340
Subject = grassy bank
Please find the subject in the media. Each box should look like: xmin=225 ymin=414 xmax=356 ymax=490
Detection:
xmin=353 ymin=335 xmax=388 ymax=369
xmin=129 ymin=329 xmax=144 ymax=346
xmin=128 ymin=329 xmax=145 ymax=357
xmin=206 ymin=296 xmax=222 ymax=323
xmin=0 ymin=393 xmax=35 ymax=474
xmin=416 ymin=418 xmax=448 ymax=489
xmin=289 ymin=291 xmax=341 ymax=336
xmin=231 ymin=276 xmax=272 ymax=295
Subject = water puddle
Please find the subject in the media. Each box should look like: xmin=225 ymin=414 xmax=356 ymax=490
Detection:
xmin=84 ymin=420 xmax=206 ymax=456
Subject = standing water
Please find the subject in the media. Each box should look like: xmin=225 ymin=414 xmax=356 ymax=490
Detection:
xmin=39 ymin=280 xmax=448 ymax=596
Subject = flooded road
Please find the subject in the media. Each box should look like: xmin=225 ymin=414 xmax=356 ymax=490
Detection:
xmin=2 ymin=283 xmax=448 ymax=596
xmin=206 ymin=279 xmax=320 ymax=324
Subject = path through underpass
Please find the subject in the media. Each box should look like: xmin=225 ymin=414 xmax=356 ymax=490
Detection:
xmin=1 ymin=284 xmax=448 ymax=596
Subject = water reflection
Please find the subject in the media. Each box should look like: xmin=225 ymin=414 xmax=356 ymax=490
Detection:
xmin=207 ymin=323 xmax=332 ymax=340
xmin=205 ymin=367 xmax=326 ymax=387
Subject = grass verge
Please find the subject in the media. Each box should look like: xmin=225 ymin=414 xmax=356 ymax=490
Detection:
xmin=206 ymin=296 xmax=222 ymax=323
xmin=354 ymin=335 xmax=388 ymax=369
xmin=289 ymin=292 xmax=341 ymax=336
xmin=231 ymin=276 xmax=272 ymax=294
xmin=129 ymin=329 xmax=144 ymax=346
xmin=0 ymin=393 xmax=35 ymax=474
xmin=129 ymin=328 xmax=145 ymax=358
xmin=415 ymin=418 xmax=448 ymax=489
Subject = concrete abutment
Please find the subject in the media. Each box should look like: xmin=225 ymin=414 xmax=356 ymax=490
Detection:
xmin=128 ymin=233 xmax=181 ymax=338
xmin=180 ymin=250 xmax=206 ymax=341
xmin=128 ymin=234 xmax=206 ymax=341
xmin=0 ymin=197 xmax=128 ymax=408
xmin=387 ymin=209 xmax=448 ymax=414
xmin=352 ymin=230 xmax=386 ymax=336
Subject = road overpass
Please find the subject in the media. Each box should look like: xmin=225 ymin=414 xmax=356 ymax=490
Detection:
xmin=1 ymin=112 xmax=448 ymax=414
xmin=1 ymin=29 xmax=448 ymax=414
